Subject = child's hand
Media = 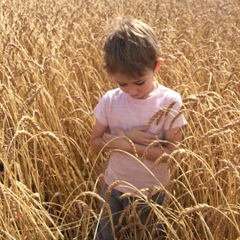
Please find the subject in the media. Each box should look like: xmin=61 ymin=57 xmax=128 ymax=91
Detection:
xmin=102 ymin=129 xmax=130 ymax=151
xmin=125 ymin=126 xmax=158 ymax=146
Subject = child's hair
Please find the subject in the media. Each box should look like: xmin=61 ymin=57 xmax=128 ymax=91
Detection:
xmin=103 ymin=18 xmax=161 ymax=77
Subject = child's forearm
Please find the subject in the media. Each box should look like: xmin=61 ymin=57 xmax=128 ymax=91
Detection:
xmin=128 ymin=141 xmax=176 ymax=162
xmin=124 ymin=126 xmax=157 ymax=146
xmin=101 ymin=132 xmax=177 ymax=161
xmin=90 ymin=137 xmax=106 ymax=154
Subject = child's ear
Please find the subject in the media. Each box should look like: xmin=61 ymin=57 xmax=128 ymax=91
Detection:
xmin=154 ymin=58 xmax=163 ymax=73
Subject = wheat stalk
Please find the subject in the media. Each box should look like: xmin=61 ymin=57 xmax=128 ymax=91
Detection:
xmin=39 ymin=131 xmax=67 ymax=153
xmin=17 ymin=115 xmax=42 ymax=132
xmin=76 ymin=200 xmax=97 ymax=220
xmin=0 ymin=0 xmax=239 ymax=239
xmin=178 ymin=203 xmax=211 ymax=220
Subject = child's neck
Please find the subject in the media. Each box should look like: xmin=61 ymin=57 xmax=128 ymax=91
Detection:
xmin=146 ymin=81 xmax=158 ymax=98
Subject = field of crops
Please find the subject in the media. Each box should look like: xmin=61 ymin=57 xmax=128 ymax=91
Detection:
xmin=0 ymin=0 xmax=239 ymax=239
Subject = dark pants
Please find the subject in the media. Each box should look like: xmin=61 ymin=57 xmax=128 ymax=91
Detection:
xmin=96 ymin=184 xmax=166 ymax=240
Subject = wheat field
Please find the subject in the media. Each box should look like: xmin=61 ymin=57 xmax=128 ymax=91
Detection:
xmin=0 ymin=0 xmax=239 ymax=239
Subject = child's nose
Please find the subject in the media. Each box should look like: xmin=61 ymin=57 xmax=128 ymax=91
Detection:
xmin=128 ymin=86 xmax=138 ymax=96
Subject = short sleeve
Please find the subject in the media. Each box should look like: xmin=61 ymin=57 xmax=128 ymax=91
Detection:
xmin=93 ymin=93 xmax=109 ymax=127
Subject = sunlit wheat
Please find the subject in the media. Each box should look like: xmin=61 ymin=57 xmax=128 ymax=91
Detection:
xmin=0 ymin=0 xmax=239 ymax=239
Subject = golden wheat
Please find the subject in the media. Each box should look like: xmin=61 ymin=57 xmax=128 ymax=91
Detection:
xmin=0 ymin=0 xmax=239 ymax=239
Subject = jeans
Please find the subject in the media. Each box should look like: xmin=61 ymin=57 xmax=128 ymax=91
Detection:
xmin=96 ymin=184 xmax=165 ymax=240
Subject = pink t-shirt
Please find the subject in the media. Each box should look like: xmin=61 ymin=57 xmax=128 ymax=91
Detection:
xmin=93 ymin=83 xmax=187 ymax=195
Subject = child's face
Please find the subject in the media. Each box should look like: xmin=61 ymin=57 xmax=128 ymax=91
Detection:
xmin=112 ymin=68 xmax=156 ymax=99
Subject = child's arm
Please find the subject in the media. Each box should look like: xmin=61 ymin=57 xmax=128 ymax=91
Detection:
xmin=90 ymin=119 xmax=109 ymax=153
xmin=124 ymin=126 xmax=158 ymax=146
xmin=103 ymin=127 xmax=182 ymax=161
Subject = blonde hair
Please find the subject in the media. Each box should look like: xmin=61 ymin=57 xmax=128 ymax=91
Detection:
xmin=103 ymin=18 xmax=161 ymax=77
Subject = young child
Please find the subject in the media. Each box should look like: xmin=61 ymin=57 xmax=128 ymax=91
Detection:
xmin=90 ymin=18 xmax=187 ymax=240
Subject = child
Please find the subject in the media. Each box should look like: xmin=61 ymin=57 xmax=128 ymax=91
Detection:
xmin=90 ymin=18 xmax=187 ymax=240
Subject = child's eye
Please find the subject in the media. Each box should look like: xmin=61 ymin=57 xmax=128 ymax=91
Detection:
xmin=136 ymin=81 xmax=145 ymax=85
xmin=118 ymin=83 xmax=127 ymax=87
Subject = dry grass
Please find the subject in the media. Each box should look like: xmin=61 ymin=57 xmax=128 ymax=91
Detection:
xmin=0 ymin=0 xmax=239 ymax=239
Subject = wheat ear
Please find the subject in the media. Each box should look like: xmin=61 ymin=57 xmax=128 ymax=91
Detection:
xmin=178 ymin=203 xmax=211 ymax=220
